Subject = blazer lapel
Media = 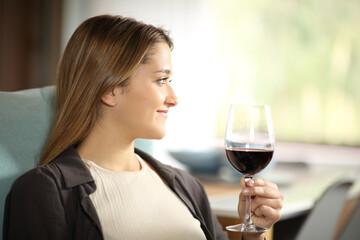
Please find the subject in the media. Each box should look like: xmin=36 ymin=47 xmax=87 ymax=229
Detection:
xmin=79 ymin=183 xmax=103 ymax=235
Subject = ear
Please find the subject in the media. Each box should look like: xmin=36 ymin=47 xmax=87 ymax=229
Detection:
xmin=101 ymin=90 xmax=117 ymax=107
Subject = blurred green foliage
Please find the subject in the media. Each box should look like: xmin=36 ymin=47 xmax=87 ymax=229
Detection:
xmin=213 ymin=0 xmax=360 ymax=146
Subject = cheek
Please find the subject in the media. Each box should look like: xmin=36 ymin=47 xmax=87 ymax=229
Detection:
xmin=126 ymin=88 xmax=165 ymax=119
xmin=140 ymin=88 xmax=166 ymax=109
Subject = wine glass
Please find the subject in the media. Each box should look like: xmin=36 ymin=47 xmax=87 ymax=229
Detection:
xmin=224 ymin=104 xmax=275 ymax=233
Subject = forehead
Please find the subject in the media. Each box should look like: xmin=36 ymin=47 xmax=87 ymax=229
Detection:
xmin=141 ymin=42 xmax=172 ymax=71
xmin=129 ymin=42 xmax=172 ymax=79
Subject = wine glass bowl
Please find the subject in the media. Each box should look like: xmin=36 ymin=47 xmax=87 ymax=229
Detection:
xmin=225 ymin=148 xmax=273 ymax=175
xmin=224 ymin=104 xmax=275 ymax=233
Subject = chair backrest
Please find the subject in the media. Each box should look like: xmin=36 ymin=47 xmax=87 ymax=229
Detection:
xmin=0 ymin=86 xmax=153 ymax=238
xmin=338 ymin=195 xmax=360 ymax=240
xmin=295 ymin=178 xmax=355 ymax=240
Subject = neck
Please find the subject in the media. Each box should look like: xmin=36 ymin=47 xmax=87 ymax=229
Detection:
xmin=76 ymin=123 xmax=140 ymax=172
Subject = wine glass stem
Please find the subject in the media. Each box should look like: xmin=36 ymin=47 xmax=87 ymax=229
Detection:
xmin=244 ymin=175 xmax=254 ymax=227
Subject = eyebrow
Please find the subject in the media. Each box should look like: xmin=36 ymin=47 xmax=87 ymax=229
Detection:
xmin=153 ymin=69 xmax=171 ymax=74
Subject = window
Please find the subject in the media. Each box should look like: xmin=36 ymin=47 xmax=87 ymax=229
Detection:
xmin=211 ymin=0 xmax=360 ymax=146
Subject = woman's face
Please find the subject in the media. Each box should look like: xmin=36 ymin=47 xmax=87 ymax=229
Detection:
xmin=107 ymin=42 xmax=178 ymax=140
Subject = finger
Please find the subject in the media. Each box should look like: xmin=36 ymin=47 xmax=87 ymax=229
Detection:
xmin=250 ymin=178 xmax=279 ymax=190
xmin=253 ymin=204 xmax=282 ymax=225
xmin=240 ymin=177 xmax=249 ymax=188
xmin=238 ymin=188 xmax=248 ymax=203
xmin=241 ymin=177 xmax=257 ymax=189
xmin=243 ymin=186 xmax=283 ymax=199
xmin=251 ymin=196 xmax=283 ymax=211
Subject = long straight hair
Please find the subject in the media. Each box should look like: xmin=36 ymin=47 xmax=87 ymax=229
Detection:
xmin=40 ymin=15 xmax=173 ymax=166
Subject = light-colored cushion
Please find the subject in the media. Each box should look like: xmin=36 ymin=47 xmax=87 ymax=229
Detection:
xmin=0 ymin=86 xmax=153 ymax=237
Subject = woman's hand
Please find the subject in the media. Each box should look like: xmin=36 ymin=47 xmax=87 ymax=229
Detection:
xmin=238 ymin=177 xmax=283 ymax=240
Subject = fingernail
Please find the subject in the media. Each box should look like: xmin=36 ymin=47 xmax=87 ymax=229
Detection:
xmin=247 ymin=179 xmax=255 ymax=186
xmin=242 ymin=188 xmax=249 ymax=194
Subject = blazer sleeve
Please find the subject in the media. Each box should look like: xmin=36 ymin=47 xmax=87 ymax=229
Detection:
xmin=3 ymin=168 xmax=71 ymax=240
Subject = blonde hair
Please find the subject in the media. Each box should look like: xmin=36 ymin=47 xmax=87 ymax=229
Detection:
xmin=40 ymin=15 xmax=173 ymax=165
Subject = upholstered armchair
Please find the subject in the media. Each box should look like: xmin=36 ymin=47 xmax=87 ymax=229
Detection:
xmin=0 ymin=86 xmax=153 ymax=238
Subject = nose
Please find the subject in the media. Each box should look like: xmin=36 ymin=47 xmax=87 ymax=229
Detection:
xmin=165 ymin=84 xmax=178 ymax=107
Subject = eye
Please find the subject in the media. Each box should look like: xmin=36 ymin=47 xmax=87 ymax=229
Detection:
xmin=157 ymin=77 xmax=170 ymax=85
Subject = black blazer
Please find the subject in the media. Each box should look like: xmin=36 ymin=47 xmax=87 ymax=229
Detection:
xmin=3 ymin=147 xmax=227 ymax=240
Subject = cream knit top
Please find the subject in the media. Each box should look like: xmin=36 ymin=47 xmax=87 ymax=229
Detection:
xmin=84 ymin=155 xmax=206 ymax=240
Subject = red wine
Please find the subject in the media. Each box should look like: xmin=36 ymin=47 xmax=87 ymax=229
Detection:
xmin=225 ymin=148 xmax=273 ymax=175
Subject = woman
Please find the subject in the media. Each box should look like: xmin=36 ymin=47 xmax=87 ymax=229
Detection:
xmin=4 ymin=15 xmax=283 ymax=240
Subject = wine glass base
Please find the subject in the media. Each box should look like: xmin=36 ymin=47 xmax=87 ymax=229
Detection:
xmin=226 ymin=223 xmax=269 ymax=233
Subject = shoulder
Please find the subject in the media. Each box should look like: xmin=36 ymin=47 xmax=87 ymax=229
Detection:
xmin=10 ymin=146 xmax=94 ymax=201
xmin=10 ymin=163 xmax=62 ymax=196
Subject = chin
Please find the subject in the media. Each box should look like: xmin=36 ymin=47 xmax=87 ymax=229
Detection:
xmin=152 ymin=132 xmax=166 ymax=140
xmin=142 ymin=128 xmax=166 ymax=140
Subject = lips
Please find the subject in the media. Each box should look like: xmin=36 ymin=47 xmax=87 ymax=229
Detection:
xmin=157 ymin=110 xmax=168 ymax=117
